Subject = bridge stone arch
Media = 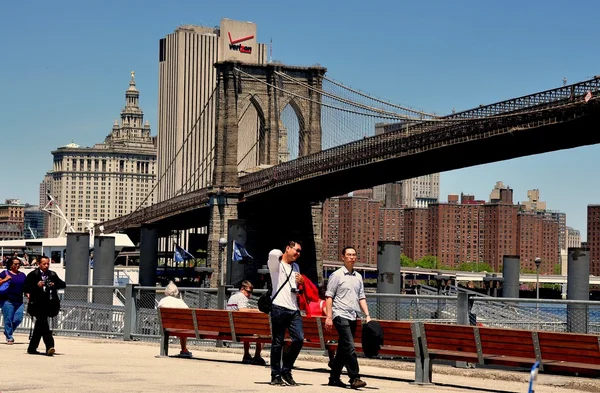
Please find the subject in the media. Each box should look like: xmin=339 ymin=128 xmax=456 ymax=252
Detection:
xmin=237 ymin=93 xmax=267 ymax=172
xmin=213 ymin=61 xmax=327 ymax=188
xmin=278 ymin=96 xmax=308 ymax=161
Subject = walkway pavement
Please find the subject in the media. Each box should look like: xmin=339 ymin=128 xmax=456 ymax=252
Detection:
xmin=2 ymin=333 xmax=599 ymax=393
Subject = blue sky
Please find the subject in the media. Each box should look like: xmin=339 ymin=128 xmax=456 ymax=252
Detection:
xmin=1 ymin=0 xmax=599 ymax=239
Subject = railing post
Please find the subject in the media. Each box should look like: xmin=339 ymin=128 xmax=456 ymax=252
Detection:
xmin=455 ymin=292 xmax=470 ymax=369
xmin=215 ymin=285 xmax=229 ymax=348
xmin=123 ymin=283 xmax=138 ymax=341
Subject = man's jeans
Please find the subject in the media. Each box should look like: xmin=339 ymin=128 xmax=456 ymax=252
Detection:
xmin=330 ymin=316 xmax=359 ymax=381
xmin=270 ymin=304 xmax=304 ymax=376
xmin=1 ymin=300 xmax=24 ymax=341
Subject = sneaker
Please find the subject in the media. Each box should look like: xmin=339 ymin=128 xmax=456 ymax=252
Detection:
xmin=350 ymin=378 xmax=367 ymax=389
xmin=270 ymin=375 xmax=285 ymax=386
xmin=242 ymin=354 xmax=253 ymax=364
xmin=46 ymin=348 xmax=55 ymax=356
xmin=281 ymin=373 xmax=298 ymax=386
xmin=7 ymin=338 xmax=14 ymax=345
xmin=179 ymin=350 xmax=193 ymax=358
xmin=328 ymin=378 xmax=347 ymax=388
xmin=252 ymin=356 xmax=267 ymax=366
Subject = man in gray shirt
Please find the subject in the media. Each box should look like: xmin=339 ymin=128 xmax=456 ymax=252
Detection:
xmin=325 ymin=246 xmax=370 ymax=389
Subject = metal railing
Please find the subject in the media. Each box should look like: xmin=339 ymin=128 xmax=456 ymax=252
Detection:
xmin=2 ymin=284 xmax=598 ymax=343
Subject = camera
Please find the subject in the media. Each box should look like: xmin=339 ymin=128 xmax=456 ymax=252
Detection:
xmin=290 ymin=288 xmax=298 ymax=294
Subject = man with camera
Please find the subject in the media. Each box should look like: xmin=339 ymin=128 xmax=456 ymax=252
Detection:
xmin=24 ymin=256 xmax=66 ymax=356
xmin=267 ymin=241 xmax=304 ymax=386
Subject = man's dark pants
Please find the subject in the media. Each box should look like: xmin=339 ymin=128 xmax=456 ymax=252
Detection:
xmin=28 ymin=315 xmax=54 ymax=353
xmin=330 ymin=316 xmax=359 ymax=381
xmin=270 ymin=304 xmax=304 ymax=377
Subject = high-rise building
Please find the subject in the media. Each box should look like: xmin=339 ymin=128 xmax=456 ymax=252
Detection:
xmin=428 ymin=203 xmax=484 ymax=268
xmin=588 ymin=205 xmax=600 ymax=276
xmin=516 ymin=212 xmax=559 ymax=272
xmin=0 ymin=199 xmax=24 ymax=234
xmin=399 ymin=174 xmax=440 ymax=208
xmin=522 ymin=189 xmax=547 ymax=211
xmin=39 ymin=173 xmax=52 ymax=237
xmin=379 ymin=207 xmax=403 ymax=244
xmin=47 ymin=73 xmax=157 ymax=235
xmin=24 ymin=205 xmax=44 ymax=239
xmin=403 ymin=208 xmax=429 ymax=261
xmin=566 ymin=226 xmax=581 ymax=249
xmin=481 ymin=204 xmax=519 ymax=271
xmin=156 ymin=19 xmax=268 ymax=202
xmin=372 ymin=184 xmax=385 ymax=202
xmin=489 ymin=181 xmax=513 ymax=204
xmin=322 ymin=198 xmax=340 ymax=261
xmin=373 ymin=122 xmax=439 ymax=208
xmin=337 ymin=196 xmax=380 ymax=265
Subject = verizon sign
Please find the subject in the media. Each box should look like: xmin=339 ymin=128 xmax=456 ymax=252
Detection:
xmin=228 ymin=32 xmax=253 ymax=54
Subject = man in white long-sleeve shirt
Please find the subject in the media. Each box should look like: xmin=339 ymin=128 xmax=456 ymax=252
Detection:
xmin=267 ymin=241 xmax=304 ymax=386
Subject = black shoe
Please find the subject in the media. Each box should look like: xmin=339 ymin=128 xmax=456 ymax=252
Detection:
xmin=350 ymin=378 xmax=367 ymax=389
xmin=27 ymin=350 xmax=39 ymax=355
xmin=270 ymin=375 xmax=285 ymax=386
xmin=281 ymin=373 xmax=298 ymax=386
xmin=328 ymin=378 xmax=347 ymax=388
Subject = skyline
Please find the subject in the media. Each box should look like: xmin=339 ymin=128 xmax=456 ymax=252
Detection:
xmin=2 ymin=0 xmax=600 ymax=240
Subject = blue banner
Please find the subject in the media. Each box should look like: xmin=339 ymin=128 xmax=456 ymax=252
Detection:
xmin=174 ymin=244 xmax=195 ymax=263
xmin=232 ymin=240 xmax=253 ymax=262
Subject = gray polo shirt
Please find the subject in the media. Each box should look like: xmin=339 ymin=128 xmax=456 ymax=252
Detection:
xmin=325 ymin=266 xmax=366 ymax=320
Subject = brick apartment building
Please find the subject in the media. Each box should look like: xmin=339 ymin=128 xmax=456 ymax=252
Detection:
xmin=428 ymin=203 xmax=484 ymax=268
xmin=322 ymin=185 xmax=562 ymax=274
xmin=588 ymin=205 xmax=600 ymax=276
xmin=403 ymin=208 xmax=429 ymax=261
xmin=323 ymin=196 xmax=380 ymax=264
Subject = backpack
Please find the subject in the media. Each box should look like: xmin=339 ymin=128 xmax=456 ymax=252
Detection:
xmin=361 ymin=320 xmax=384 ymax=358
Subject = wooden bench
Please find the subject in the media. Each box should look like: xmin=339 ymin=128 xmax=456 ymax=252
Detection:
xmin=158 ymin=308 xmax=271 ymax=357
xmin=161 ymin=308 xmax=600 ymax=383
xmin=159 ymin=308 xmax=425 ymax=381
xmin=421 ymin=323 xmax=600 ymax=381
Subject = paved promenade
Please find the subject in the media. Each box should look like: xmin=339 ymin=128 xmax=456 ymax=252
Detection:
xmin=2 ymin=333 xmax=599 ymax=393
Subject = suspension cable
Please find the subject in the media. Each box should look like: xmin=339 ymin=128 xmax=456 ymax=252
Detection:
xmin=322 ymin=75 xmax=438 ymax=118
xmin=275 ymin=70 xmax=435 ymax=120
xmin=113 ymin=88 xmax=216 ymax=232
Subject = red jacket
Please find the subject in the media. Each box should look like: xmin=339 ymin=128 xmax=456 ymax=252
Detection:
xmin=297 ymin=274 xmax=321 ymax=316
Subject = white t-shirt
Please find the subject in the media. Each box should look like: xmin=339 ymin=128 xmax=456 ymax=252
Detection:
xmin=226 ymin=291 xmax=249 ymax=310
xmin=157 ymin=296 xmax=188 ymax=309
xmin=268 ymin=249 xmax=299 ymax=311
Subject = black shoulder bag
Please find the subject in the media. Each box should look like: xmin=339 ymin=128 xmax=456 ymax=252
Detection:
xmin=258 ymin=264 xmax=293 ymax=314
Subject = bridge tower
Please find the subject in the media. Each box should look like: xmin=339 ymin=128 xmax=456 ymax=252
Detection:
xmin=209 ymin=61 xmax=327 ymax=286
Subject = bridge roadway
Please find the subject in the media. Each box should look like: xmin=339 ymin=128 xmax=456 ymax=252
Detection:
xmin=4 ymin=333 xmax=594 ymax=393
xmin=399 ymin=267 xmax=599 ymax=285
xmin=100 ymin=76 xmax=600 ymax=234
xmin=323 ymin=262 xmax=597 ymax=285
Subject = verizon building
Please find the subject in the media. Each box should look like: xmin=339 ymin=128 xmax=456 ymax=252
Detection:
xmin=157 ymin=19 xmax=268 ymax=202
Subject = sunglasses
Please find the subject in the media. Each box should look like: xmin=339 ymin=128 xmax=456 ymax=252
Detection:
xmin=291 ymin=247 xmax=302 ymax=253
xmin=244 ymin=287 xmax=253 ymax=293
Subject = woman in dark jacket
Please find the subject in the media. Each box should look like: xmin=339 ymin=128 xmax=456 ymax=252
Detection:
xmin=23 ymin=256 xmax=65 ymax=356
xmin=0 ymin=257 xmax=27 ymax=344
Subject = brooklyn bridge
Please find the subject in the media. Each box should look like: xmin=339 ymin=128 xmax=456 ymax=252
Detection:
xmin=99 ymin=61 xmax=600 ymax=286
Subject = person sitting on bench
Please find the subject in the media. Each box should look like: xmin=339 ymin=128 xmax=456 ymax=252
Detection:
xmin=226 ymin=280 xmax=266 ymax=366
xmin=157 ymin=281 xmax=192 ymax=358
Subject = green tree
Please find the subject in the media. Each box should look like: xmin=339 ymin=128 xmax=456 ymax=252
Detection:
xmin=400 ymin=254 xmax=416 ymax=267
xmin=416 ymin=255 xmax=438 ymax=269
xmin=457 ymin=262 xmax=494 ymax=272
xmin=553 ymin=264 xmax=561 ymax=275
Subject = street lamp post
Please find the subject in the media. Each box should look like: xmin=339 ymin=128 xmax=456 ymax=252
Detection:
xmin=534 ymin=257 xmax=542 ymax=328
xmin=534 ymin=257 xmax=542 ymax=301
xmin=218 ymin=237 xmax=227 ymax=286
